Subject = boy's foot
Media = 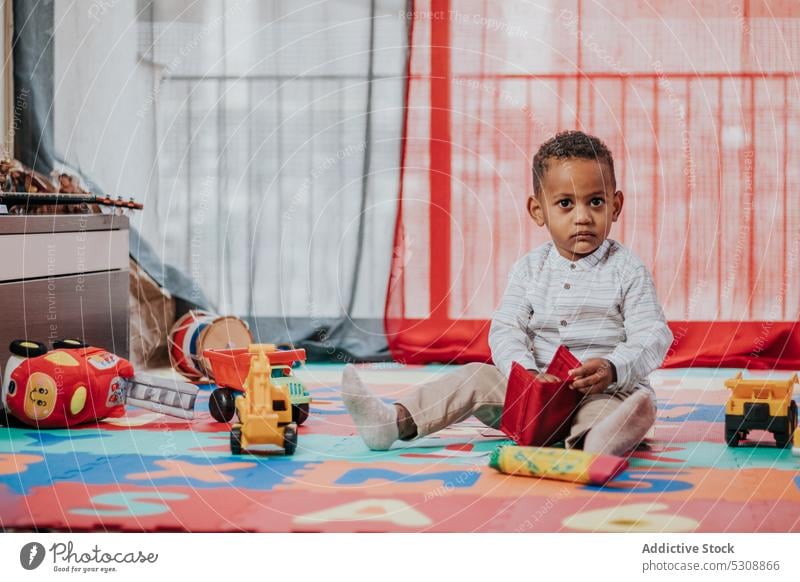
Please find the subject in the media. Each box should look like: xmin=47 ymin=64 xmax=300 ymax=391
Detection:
xmin=583 ymin=390 xmax=656 ymax=456
xmin=341 ymin=364 xmax=399 ymax=451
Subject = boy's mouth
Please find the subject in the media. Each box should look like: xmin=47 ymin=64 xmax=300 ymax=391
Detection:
xmin=571 ymin=231 xmax=595 ymax=239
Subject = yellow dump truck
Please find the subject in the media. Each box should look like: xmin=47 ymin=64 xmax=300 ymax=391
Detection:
xmin=724 ymin=372 xmax=798 ymax=448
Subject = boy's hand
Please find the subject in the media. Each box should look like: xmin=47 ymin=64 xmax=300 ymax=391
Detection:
xmin=526 ymin=369 xmax=562 ymax=383
xmin=568 ymin=358 xmax=616 ymax=394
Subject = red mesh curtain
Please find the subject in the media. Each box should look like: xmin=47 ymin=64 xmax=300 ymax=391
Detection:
xmin=386 ymin=0 xmax=800 ymax=368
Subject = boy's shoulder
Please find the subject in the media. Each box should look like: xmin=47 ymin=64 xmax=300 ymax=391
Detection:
xmin=603 ymin=239 xmax=649 ymax=274
xmin=510 ymin=241 xmax=555 ymax=277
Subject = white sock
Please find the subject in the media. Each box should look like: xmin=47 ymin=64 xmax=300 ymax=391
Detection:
xmin=341 ymin=364 xmax=399 ymax=451
xmin=583 ymin=390 xmax=656 ymax=456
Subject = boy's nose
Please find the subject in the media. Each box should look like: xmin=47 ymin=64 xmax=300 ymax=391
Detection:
xmin=574 ymin=207 xmax=592 ymax=224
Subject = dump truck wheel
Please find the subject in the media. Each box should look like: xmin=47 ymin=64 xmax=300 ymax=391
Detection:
xmin=725 ymin=429 xmax=741 ymax=447
xmin=292 ymin=403 xmax=310 ymax=425
xmin=773 ymin=402 xmax=796 ymax=448
xmin=230 ymin=425 xmax=242 ymax=455
xmin=209 ymin=388 xmax=236 ymax=422
xmin=775 ymin=433 xmax=790 ymax=448
xmin=283 ymin=423 xmax=298 ymax=456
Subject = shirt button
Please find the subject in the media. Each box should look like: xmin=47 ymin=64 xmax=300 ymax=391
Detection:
xmin=570 ymin=264 xmax=576 ymax=270
xmin=560 ymin=320 xmax=567 ymax=327
xmin=564 ymin=283 xmax=571 ymax=289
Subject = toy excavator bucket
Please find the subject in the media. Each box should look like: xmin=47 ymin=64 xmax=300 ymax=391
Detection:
xmin=204 ymin=344 xmax=307 ymax=390
xmin=724 ymin=372 xmax=798 ymax=400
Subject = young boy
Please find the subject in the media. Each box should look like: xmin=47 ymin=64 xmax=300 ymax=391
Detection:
xmin=342 ymin=130 xmax=673 ymax=456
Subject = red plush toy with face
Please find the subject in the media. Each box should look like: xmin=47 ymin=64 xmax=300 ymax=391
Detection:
xmin=2 ymin=340 xmax=135 ymax=428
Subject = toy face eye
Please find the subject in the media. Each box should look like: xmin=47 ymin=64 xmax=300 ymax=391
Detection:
xmin=7 ymin=381 xmax=16 ymax=396
xmin=37 ymin=387 xmax=48 ymax=394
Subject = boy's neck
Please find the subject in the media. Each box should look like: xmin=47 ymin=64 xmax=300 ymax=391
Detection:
xmin=553 ymin=239 xmax=609 ymax=262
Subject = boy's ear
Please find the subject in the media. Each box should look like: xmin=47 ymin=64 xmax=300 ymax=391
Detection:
xmin=611 ymin=190 xmax=624 ymax=222
xmin=527 ymin=195 xmax=546 ymax=227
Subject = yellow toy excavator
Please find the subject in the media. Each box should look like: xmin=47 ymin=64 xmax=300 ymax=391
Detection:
xmin=229 ymin=344 xmax=298 ymax=455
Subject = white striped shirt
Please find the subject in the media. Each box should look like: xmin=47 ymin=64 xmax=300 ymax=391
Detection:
xmin=488 ymin=239 xmax=673 ymax=395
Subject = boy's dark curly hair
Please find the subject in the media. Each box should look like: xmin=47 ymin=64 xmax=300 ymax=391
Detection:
xmin=532 ymin=130 xmax=616 ymax=195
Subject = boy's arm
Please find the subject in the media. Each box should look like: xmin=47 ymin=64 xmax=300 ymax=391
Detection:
xmin=488 ymin=261 xmax=538 ymax=377
xmin=604 ymin=265 xmax=674 ymax=390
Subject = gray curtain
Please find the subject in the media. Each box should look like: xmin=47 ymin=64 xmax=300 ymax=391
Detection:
xmin=13 ymin=0 xmax=409 ymax=361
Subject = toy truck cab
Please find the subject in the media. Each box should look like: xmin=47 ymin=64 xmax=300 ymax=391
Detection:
xmin=724 ymin=372 xmax=798 ymax=448
xmin=270 ymin=364 xmax=312 ymax=425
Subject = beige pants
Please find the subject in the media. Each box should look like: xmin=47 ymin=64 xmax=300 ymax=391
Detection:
xmin=395 ymin=362 xmax=635 ymax=449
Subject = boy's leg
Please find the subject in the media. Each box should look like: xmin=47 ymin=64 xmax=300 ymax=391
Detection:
xmin=341 ymin=363 xmax=506 ymax=450
xmin=396 ymin=362 xmax=507 ymax=438
xmin=566 ymin=389 xmax=656 ymax=456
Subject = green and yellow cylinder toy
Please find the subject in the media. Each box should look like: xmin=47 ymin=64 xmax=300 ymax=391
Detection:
xmin=489 ymin=445 xmax=628 ymax=486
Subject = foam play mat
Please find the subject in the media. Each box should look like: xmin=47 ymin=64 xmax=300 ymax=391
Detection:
xmin=1 ymin=365 xmax=798 ymax=532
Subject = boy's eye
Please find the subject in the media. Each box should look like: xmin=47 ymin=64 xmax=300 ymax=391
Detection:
xmin=557 ymin=199 xmax=572 ymax=208
xmin=590 ymin=197 xmax=605 ymax=207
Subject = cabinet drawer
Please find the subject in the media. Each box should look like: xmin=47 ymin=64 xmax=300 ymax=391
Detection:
xmin=0 ymin=230 xmax=128 ymax=280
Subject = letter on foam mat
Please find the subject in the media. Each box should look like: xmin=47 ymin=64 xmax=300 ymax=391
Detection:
xmin=562 ymin=503 xmax=698 ymax=532
xmin=295 ymin=499 xmax=432 ymax=527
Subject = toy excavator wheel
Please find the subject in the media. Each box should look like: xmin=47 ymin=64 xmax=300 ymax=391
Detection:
xmin=292 ymin=403 xmax=310 ymax=426
xmin=209 ymin=388 xmax=236 ymax=423
xmin=774 ymin=401 xmax=797 ymax=449
xmin=283 ymin=423 xmax=298 ymax=456
xmin=230 ymin=425 xmax=243 ymax=455
xmin=9 ymin=339 xmax=48 ymax=358
xmin=52 ymin=338 xmax=87 ymax=349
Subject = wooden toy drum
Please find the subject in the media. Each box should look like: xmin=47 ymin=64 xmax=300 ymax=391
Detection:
xmin=194 ymin=315 xmax=253 ymax=380
xmin=168 ymin=310 xmax=209 ymax=380
xmin=168 ymin=310 xmax=253 ymax=381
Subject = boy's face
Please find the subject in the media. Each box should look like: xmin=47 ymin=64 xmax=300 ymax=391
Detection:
xmin=528 ymin=158 xmax=623 ymax=261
